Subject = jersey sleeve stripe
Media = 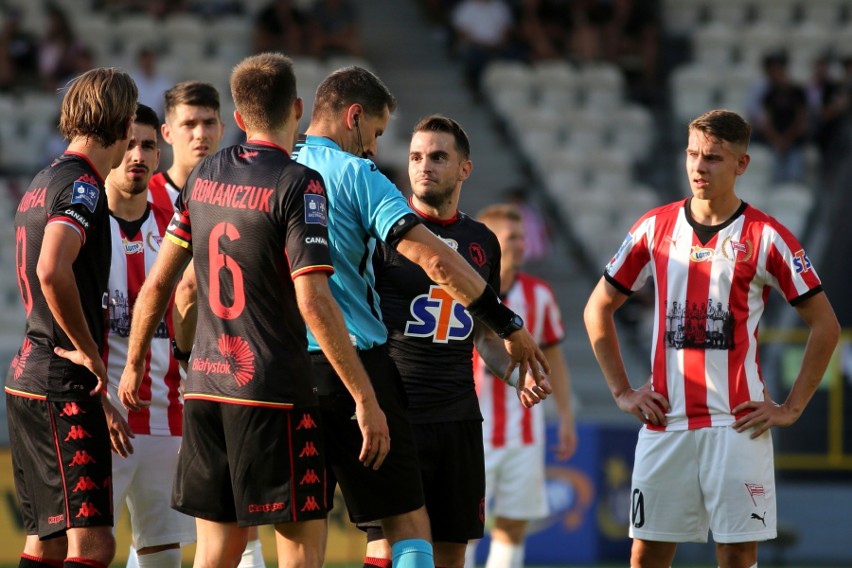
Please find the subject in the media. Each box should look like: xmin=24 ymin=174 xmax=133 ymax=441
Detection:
xmin=291 ymin=265 xmax=334 ymax=278
xmin=47 ymin=217 xmax=85 ymax=244
xmin=165 ymin=232 xmax=191 ymax=250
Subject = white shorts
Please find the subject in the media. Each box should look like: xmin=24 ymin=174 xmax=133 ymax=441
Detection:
xmin=630 ymin=426 xmax=776 ymax=544
xmin=112 ymin=434 xmax=196 ymax=549
xmin=483 ymin=443 xmax=548 ymax=521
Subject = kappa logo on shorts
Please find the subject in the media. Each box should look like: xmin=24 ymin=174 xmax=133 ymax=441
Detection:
xmin=405 ymin=285 xmax=473 ymax=343
xmin=65 ymin=425 xmax=92 ymax=441
xmin=299 ymin=468 xmax=321 ymax=485
xmin=60 ymin=402 xmax=86 ymax=416
xmin=76 ymin=502 xmax=102 ymax=518
xmin=301 ymin=495 xmax=321 ymax=512
xmin=296 ymin=413 xmax=318 ymax=429
xmin=299 ymin=441 xmax=320 ymax=458
xmin=248 ymin=502 xmax=284 ymax=513
xmin=72 ymin=476 xmax=100 ymax=492
xmin=47 ymin=514 xmax=64 ymax=525
xmin=68 ymin=450 xmax=96 ymax=467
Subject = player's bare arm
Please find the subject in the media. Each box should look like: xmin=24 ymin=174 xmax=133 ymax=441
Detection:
xmin=542 ymin=343 xmax=578 ymax=461
xmin=172 ymin=261 xmax=198 ymax=368
xmin=584 ymin=277 xmax=670 ymax=426
xmin=39 ymin=223 xmax=109 ymax=395
xmin=119 ymin=238 xmax=191 ymax=411
xmin=733 ymin=291 xmax=839 ymax=438
xmin=396 ymin=224 xmax=550 ymax=383
xmin=294 ymin=271 xmax=390 ymax=470
xmin=474 ymin=324 xmax=551 ymax=408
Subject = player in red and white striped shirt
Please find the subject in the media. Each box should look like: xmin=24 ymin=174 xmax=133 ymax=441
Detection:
xmin=584 ymin=109 xmax=839 ymax=568
xmin=466 ymin=204 xmax=577 ymax=568
xmin=104 ymin=104 xmax=195 ymax=568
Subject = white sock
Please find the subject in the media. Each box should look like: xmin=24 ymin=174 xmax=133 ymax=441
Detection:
xmin=485 ymin=540 xmax=524 ymax=568
xmin=136 ymin=548 xmax=182 ymax=568
xmin=237 ymin=538 xmax=266 ymax=568
xmin=464 ymin=540 xmax=478 ymax=568
xmin=127 ymin=545 xmax=139 ymax=568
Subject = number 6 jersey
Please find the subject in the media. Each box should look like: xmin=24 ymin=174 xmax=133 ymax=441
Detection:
xmin=166 ymin=140 xmax=334 ymax=407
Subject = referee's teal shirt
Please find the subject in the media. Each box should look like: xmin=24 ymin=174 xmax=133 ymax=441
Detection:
xmin=293 ymin=135 xmax=414 ymax=352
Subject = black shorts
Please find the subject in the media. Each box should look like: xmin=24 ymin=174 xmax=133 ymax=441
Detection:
xmin=7 ymin=393 xmax=113 ymax=539
xmin=416 ymin=420 xmax=485 ymax=542
xmin=359 ymin=420 xmax=485 ymax=543
xmin=172 ymin=399 xmax=327 ymax=526
xmin=310 ymin=346 xmax=424 ymax=523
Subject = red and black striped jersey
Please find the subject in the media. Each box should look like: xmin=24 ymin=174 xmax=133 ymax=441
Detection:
xmin=374 ymin=204 xmax=501 ymax=423
xmin=6 ymin=153 xmax=111 ymax=400
xmin=166 ymin=140 xmax=334 ymax=407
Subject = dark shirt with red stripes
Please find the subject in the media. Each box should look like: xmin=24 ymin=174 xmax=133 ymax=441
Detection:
xmin=6 ymin=153 xmax=111 ymax=401
xmin=373 ymin=204 xmax=501 ymax=424
xmin=167 ymin=140 xmax=334 ymax=407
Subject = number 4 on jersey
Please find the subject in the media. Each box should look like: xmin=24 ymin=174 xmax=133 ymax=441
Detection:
xmin=404 ymin=285 xmax=473 ymax=343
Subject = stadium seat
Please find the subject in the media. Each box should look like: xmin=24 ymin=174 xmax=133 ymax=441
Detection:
xmin=577 ymin=63 xmax=624 ymax=111
xmin=531 ymin=60 xmax=579 ymax=113
xmin=609 ymin=104 xmax=655 ymax=162
xmin=751 ymin=0 xmax=797 ymax=26
xmin=705 ymin=0 xmax=751 ymax=27
xmin=692 ymin=23 xmax=739 ymax=68
xmin=737 ymin=22 xmax=788 ymax=70
xmin=670 ymin=63 xmax=720 ymax=125
xmin=799 ymin=0 xmax=845 ymax=27
xmin=661 ymin=0 xmax=708 ymax=36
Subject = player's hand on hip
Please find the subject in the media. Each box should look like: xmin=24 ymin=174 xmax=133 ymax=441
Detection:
xmin=355 ymin=399 xmax=390 ymax=470
xmin=732 ymin=399 xmax=796 ymax=438
xmin=503 ymin=328 xmax=551 ymax=389
xmin=617 ymin=387 xmax=669 ymax=427
xmin=515 ymin=372 xmax=552 ymax=408
xmin=102 ymin=396 xmax=135 ymax=457
xmin=53 ymin=346 xmax=110 ymax=396
xmin=117 ymin=364 xmax=151 ymax=412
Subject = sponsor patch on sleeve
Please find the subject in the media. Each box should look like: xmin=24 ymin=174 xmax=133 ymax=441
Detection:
xmin=71 ymin=181 xmax=100 ymax=213
xmin=304 ymin=194 xmax=327 ymax=226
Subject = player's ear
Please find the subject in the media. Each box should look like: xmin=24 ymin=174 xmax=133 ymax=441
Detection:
xmin=234 ymin=110 xmax=247 ymax=133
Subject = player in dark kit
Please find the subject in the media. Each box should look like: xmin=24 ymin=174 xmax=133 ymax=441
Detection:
xmin=294 ymin=67 xmax=550 ymax=568
xmin=118 ymin=53 xmax=387 ymax=568
xmin=364 ymin=115 xmax=551 ymax=568
xmin=5 ymin=67 xmax=138 ymax=568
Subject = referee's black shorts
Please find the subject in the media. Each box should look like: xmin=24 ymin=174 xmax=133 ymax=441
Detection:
xmin=310 ymin=345 xmax=424 ymax=523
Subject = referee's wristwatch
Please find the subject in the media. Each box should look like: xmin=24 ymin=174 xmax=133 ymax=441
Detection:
xmin=497 ymin=313 xmax=524 ymax=339
xmin=171 ymin=339 xmax=192 ymax=362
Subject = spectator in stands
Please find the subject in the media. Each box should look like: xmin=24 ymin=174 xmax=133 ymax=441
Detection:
xmin=752 ymin=51 xmax=810 ymax=183
xmin=451 ymin=0 xmax=518 ymax=96
xmin=0 ymin=7 xmax=38 ymax=90
xmin=602 ymin=0 xmax=659 ymax=103
xmin=514 ymin=0 xmax=564 ymax=62
xmin=308 ymin=0 xmax=364 ymax=58
xmin=252 ymin=0 xmax=310 ymax=56
xmin=131 ymin=46 xmax=173 ymax=120
xmin=807 ymin=53 xmax=849 ymax=189
xmin=37 ymin=4 xmax=80 ymax=91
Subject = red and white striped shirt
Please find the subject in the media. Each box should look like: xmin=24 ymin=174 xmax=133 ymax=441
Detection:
xmin=474 ymin=273 xmax=564 ymax=448
xmin=148 ymin=171 xmax=180 ymax=213
xmin=105 ymin=203 xmax=183 ymax=436
xmin=606 ymin=199 xmax=822 ymax=431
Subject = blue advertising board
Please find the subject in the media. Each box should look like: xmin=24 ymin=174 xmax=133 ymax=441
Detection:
xmin=471 ymin=421 xmax=639 ymax=564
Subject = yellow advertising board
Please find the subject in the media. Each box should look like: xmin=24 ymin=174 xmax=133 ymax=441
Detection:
xmin=0 ymin=450 xmax=366 ymax=564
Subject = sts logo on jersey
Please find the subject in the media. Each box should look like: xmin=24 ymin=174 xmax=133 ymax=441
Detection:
xmin=404 ymin=285 xmax=473 ymax=343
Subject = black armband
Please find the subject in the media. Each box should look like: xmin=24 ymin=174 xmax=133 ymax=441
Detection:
xmin=171 ymin=338 xmax=192 ymax=362
xmin=467 ymin=285 xmax=524 ymax=339
xmin=386 ymin=213 xmax=421 ymax=248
